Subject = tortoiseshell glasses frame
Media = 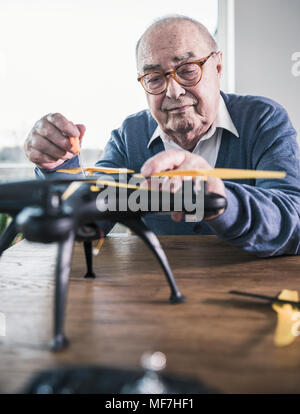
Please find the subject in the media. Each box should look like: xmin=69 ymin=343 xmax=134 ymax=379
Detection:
xmin=137 ymin=51 xmax=219 ymax=95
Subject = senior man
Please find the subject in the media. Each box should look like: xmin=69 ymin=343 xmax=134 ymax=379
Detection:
xmin=25 ymin=15 xmax=300 ymax=257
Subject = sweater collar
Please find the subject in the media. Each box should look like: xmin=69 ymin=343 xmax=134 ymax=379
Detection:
xmin=147 ymin=94 xmax=239 ymax=148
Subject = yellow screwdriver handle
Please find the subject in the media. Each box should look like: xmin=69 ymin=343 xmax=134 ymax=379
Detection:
xmin=272 ymin=289 xmax=299 ymax=347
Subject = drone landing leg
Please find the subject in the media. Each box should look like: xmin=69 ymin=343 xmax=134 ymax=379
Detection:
xmin=0 ymin=218 xmax=18 ymax=256
xmin=120 ymin=218 xmax=186 ymax=304
xmin=50 ymin=231 xmax=75 ymax=352
xmin=83 ymin=240 xmax=96 ymax=278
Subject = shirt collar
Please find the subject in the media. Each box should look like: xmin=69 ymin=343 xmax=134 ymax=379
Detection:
xmin=147 ymin=95 xmax=239 ymax=148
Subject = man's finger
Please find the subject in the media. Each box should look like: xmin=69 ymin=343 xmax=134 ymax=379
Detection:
xmin=141 ymin=149 xmax=186 ymax=176
xmin=171 ymin=212 xmax=183 ymax=222
xmin=76 ymin=124 xmax=86 ymax=140
xmin=30 ymin=132 xmax=69 ymax=160
xmin=161 ymin=176 xmax=182 ymax=193
xmin=34 ymin=121 xmax=75 ymax=154
xmin=46 ymin=113 xmax=80 ymax=138
xmin=27 ymin=147 xmax=59 ymax=166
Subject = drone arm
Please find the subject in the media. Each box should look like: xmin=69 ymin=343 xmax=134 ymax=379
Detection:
xmin=83 ymin=240 xmax=96 ymax=278
xmin=0 ymin=218 xmax=18 ymax=257
xmin=119 ymin=218 xmax=185 ymax=304
xmin=51 ymin=230 xmax=75 ymax=351
xmin=95 ymin=220 xmax=115 ymax=236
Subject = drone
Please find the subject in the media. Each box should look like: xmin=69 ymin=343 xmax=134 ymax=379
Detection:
xmin=0 ymin=166 xmax=285 ymax=351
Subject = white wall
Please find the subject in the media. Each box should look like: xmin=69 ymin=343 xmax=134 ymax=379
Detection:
xmin=234 ymin=0 xmax=300 ymax=140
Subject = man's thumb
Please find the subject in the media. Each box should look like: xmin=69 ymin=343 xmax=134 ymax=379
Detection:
xmin=76 ymin=124 xmax=86 ymax=140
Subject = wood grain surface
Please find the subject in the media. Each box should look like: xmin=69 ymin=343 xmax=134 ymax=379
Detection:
xmin=1 ymin=235 xmax=300 ymax=393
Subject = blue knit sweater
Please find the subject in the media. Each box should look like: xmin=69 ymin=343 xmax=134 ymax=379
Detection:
xmin=36 ymin=92 xmax=300 ymax=257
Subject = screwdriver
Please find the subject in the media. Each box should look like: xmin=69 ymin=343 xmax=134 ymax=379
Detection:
xmin=69 ymin=136 xmax=86 ymax=177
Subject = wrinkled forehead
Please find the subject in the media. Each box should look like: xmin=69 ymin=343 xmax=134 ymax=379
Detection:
xmin=137 ymin=21 xmax=210 ymax=73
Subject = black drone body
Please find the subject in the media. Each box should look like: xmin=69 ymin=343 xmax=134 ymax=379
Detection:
xmin=0 ymin=176 xmax=227 ymax=351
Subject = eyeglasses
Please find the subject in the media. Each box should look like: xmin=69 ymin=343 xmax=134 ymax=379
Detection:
xmin=137 ymin=51 xmax=218 ymax=95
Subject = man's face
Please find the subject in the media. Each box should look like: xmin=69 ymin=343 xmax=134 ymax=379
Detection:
xmin=137 ymin=21 xmax=222 ymax=151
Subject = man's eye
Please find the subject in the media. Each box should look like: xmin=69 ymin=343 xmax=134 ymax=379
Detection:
xmin=148 ymin=76 xmax=162 ymax=83
xmin=179 ymin=68 xmax=197 ymax=75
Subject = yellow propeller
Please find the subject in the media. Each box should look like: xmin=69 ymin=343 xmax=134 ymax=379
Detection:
xmin=62 ymin=179 xmax=148 ymax=201
xmin=143 ymin=168 xmax=286 ymax=180
xmin=57 ymin=164 xmax=287 ymax=182
xmin=90 ymin=180 xmax=143 ymax=191
xmin=57 ymin=166 xmax=285 ymax=180
xmin=57 ymin=167 xmax=135 ymax=174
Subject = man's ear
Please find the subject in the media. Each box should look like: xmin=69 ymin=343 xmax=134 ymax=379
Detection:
xmin=216 ymin=51 xmax=223 ymax=77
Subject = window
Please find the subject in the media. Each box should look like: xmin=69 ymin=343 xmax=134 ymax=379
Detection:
xmin=0 ymin=0 xmax=218 ymax=174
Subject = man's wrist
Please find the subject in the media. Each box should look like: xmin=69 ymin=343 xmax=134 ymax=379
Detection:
xmin=36 ymin=156 xmax=80 ymax=173
xmin=204 ymin=208 xmax=225 ymax=221
xmin=34 ymin=156 xmax=80 ymax=179
xmin=205 ymin=186 xmax=239 ymax=234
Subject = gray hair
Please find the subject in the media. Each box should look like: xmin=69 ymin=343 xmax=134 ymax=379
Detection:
xmin=135 ymin=14 xmax=218 ymax=62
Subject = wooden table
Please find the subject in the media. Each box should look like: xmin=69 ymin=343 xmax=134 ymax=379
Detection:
xmin=1 ymin=235 xmax=300 ymax=394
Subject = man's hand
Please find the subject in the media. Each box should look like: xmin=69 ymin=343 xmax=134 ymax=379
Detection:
xmin=24 ymin=113 xmax=86 ymax=170
xmin=140 ymin=149 xmax=226 ymax=221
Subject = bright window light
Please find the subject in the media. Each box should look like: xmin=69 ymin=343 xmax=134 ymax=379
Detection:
xmin=0 ymin=0 xmax=218 ymax=152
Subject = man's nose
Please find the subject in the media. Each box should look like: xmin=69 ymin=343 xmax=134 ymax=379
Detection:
xmin=165 ymin=75 xmax=186 ymax=100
